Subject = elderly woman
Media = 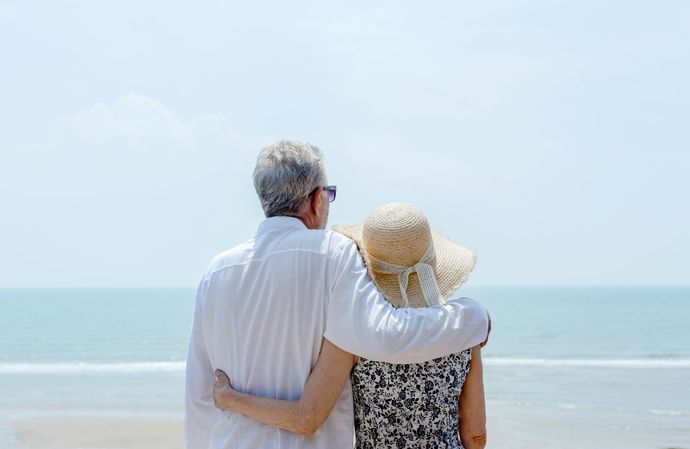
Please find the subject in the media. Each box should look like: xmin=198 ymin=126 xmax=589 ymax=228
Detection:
xmin=213 ymin=202 xmax=488 ymax=449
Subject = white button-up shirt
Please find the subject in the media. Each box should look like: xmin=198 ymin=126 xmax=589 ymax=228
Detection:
xmin=185 ymin=216 xmax=488 ymax=449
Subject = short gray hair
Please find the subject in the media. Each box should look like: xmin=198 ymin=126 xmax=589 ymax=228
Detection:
xmin=253 ymin=140 xmax=327 ymax=218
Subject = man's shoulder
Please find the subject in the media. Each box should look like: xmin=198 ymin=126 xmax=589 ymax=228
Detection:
xmin=204 ymin=239 xmax=255 ymax=276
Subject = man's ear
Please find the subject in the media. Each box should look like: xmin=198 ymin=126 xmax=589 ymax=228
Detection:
xmin=309 ymin=187 xmax=322 ymax=214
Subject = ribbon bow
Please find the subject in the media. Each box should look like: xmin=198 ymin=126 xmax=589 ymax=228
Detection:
xmin=368 ymin=245 xmax=444 ymax=307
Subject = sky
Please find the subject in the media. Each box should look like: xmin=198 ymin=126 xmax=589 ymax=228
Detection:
xmin=1 ymin=0 xmax=688 ymax=287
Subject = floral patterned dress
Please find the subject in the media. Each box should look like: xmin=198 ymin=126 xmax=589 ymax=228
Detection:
xmin=350 ymin=348 xmax=472 ymax=449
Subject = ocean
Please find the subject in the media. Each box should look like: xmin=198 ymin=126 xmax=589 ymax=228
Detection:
xmin=1 ymin=285 xmax=689 ymax=449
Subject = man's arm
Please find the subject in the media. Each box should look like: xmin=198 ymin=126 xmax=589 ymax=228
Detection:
xmin=324 ymin=239 xmax=489 ymax=364
xmin=184 ymin=276 xmax=217 ymax=449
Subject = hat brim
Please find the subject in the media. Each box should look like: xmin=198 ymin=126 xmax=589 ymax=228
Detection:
xmin=332 ymin=223 xmax=477 ymax=308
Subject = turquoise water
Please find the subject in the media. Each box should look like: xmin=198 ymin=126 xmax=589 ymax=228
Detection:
xmin=0 ymin=288 xmax=194 ymax=364
xmin=1 ymin=286 xmax=689 ymax=448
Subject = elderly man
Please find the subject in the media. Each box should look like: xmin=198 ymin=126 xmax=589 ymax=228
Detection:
xmin=185 ymin=140 xmax=490 ymax=449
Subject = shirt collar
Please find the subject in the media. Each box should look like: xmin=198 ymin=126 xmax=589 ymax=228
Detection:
xmin=255 ymin=215 xmax=307 ymax=236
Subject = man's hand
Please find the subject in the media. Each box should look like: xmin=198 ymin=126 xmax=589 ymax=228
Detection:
xmin=479 ymin=311 xmax=491 ymax=348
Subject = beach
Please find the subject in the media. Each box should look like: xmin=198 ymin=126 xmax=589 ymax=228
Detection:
xmin=12 ymin=417 xmax=184 ymax=449
xmin=9 ymin=416 xmax=504 ymax=449
xmin=8 ymin=406 xmax=687 ymax=449
xmin=2 ymin=286 xmax=689 ymax=449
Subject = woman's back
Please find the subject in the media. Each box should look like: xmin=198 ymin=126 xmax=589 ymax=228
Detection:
xmin=351 ymin=348 xmax=472 ymax=449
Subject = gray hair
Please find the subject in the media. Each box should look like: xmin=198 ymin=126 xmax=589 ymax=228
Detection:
xmin=253 ymin=140 xmax=327 ymax=218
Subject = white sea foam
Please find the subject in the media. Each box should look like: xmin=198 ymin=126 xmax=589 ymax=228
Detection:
xmin=0 ymin=361 xmax=186 ymax=374
xmin=649 ymin=409 xmax=689 ymax=416
xmin=2 ymin=357 xmax=689 ymax=375
xmin=483 ymin=357 xmax=690 ymax=368
xmin=557 ymin=403 xmax=578 ymax=410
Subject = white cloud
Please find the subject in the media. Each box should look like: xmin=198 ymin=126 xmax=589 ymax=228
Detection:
xmin=3 ymin=94 xmax=270 ymax=198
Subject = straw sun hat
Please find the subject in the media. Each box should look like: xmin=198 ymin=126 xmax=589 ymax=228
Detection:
xmin=333 ymin=203 xmax=477 ymax=309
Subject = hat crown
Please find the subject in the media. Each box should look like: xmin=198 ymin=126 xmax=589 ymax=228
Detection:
xmin=362 ymin=203 xmax=434 ymax=267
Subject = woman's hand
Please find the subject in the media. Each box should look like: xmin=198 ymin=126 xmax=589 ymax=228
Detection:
xmin=213 ymin=369 xmax=237 ymax=410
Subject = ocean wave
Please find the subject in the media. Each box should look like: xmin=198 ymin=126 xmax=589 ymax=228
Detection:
xmin=2 ymin=356 xmax=689 ymax=374
xmin=0 ymin=361 xmax=186 ymax=374
xmin=649 ymin=409 xmax=690 ymax=416
xmin=484 ymin=357 xmax=690 ymax=368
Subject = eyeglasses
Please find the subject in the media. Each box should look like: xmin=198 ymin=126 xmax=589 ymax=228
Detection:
xmin=309 ymin=185 xmax=337 ymax=203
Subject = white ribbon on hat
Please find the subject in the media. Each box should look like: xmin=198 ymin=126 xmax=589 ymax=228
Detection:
xmin=367 ymin=245 xmax=444 ymax=308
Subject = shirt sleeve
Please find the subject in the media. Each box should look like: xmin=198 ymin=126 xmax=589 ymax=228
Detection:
xmin=184 ymin=275 xmax=217 ymax=449
xmin=324 ymin=238 xmax=489 ymax=364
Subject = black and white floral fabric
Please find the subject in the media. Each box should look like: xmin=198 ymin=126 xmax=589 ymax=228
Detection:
xmin=351 ymin=348 xmax=472 ymax=449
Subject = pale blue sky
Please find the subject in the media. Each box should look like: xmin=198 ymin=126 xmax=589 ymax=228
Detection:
xmin=1 ymin=0 xmax=688 ymax=287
